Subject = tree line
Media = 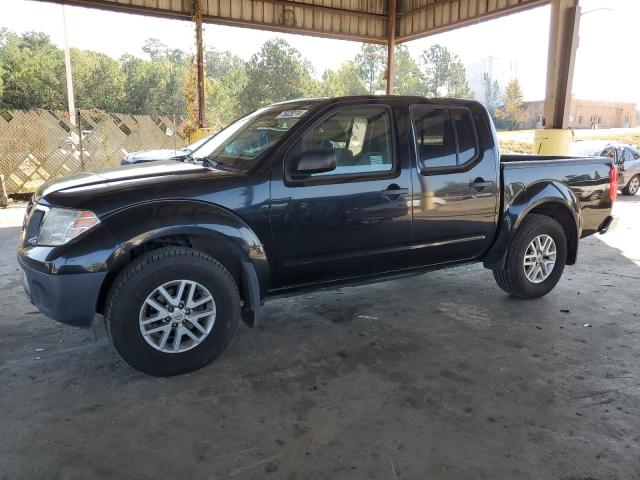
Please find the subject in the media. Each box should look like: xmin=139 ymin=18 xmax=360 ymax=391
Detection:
xmin=0 ymin=28 xmax=525 ymax=130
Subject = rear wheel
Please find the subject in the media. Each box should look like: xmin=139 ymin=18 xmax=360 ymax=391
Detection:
xmin=622 ymin=175 xmax=639 ymax=196
xmin=106 ymin=247 xmax=240 ymax=376
xmin=493 ymin=214 xmax=567 ymax=299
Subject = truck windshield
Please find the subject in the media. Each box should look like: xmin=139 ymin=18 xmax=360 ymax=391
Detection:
xmin=192 ymin=101 xmax=317 ymax=170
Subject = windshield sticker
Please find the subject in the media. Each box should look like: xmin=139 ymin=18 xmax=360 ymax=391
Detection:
xmin=276 ymin=110 xmax=308 ymax=119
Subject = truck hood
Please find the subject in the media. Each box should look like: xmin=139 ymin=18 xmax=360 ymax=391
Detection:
xmin=34 ymin=161 xmax=237 ymax=211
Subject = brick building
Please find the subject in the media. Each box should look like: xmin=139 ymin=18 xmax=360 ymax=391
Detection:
xmin=522 ymin=99 xmax=637 ymax=129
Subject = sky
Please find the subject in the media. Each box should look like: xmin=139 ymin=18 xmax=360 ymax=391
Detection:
xmin=1 ymin=0 xmax=638 ymax=105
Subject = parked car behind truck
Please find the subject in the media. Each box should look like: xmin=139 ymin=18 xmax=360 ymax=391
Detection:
xmin=18 ymin=97 xmax=617 ymax=376
xmin=572 ymin=140 xmax=640 ymax=195
xmin=120 ymin=134 xmax=214 ymax=165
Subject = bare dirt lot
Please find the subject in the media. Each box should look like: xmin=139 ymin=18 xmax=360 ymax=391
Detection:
xmin=1 ymin=196 xmax=639 ymax=480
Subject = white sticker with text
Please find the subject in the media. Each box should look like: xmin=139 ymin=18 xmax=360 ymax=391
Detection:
xmin=276 ymin=110 xmax=308 ymax=119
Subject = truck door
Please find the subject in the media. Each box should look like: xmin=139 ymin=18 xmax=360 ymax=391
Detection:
xmin=409 ymin=104 xmax=499 ymax=266
xmin=269 ymin=104 xmax=412 ymax=287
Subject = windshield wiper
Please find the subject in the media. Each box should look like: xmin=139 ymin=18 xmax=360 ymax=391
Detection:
xmin=199 ymin=157 xmax=235 ymax=171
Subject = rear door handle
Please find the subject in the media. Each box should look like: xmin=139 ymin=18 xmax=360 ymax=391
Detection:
xmin=381 ymin=187 xmax=409 ymax=198
xmin=469 ymin=180 xmax=493 ymax=190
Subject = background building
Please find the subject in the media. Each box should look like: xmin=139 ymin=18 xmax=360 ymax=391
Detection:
xmin=522 ymin=99 xmax=638 ymax=129
xmin=466 ymin=56 xmax=520 ymax=102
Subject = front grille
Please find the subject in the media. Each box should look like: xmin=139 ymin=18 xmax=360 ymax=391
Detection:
xmin=23 ymin=208 xmax=45 ymax=246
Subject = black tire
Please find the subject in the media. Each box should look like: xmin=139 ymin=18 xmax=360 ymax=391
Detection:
xmin=493 ymin=214 xmax=567 ymax=299
xmin=105 ymin=247 xmax=240 ymax=376
xmin=622 ymin=175 xmax=639 ymax=196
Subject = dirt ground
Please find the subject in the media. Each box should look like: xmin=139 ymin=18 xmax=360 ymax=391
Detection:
xmin=0 ymin=196 xmax=639 ymax=480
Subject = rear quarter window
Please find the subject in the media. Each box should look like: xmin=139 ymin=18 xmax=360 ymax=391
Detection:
xmin=411 ymin=106 xmax=479 ymax=171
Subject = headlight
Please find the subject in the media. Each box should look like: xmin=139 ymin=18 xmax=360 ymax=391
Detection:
xmin=37 ymin=208 xmax=100 ymax=246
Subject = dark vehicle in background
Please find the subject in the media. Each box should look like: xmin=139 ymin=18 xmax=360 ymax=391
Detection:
xmin=18 ymin=97 xmax=617 ymax=376
xmin=120 ymin=134 xmax=214 ymax=165
xmin=572 ymin=140 xmax=640 ymax=195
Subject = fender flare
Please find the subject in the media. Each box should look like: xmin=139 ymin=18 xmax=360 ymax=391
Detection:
xmin=100 ymin=199 xmax=269 ymax=326
xmin=483 ymin=181 xmax=581 ymax=270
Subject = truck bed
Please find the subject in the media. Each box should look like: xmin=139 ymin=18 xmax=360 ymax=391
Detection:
xmin=500 ymin=154 xmax=615 ymax=237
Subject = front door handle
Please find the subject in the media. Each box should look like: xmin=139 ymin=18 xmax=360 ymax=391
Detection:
xmin=381 ymin=185 xmax=409 ymax=198
xmin=469 ymin=179 xmax=493 ymax=190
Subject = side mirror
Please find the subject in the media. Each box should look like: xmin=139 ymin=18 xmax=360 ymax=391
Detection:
xmin=294 ymin=150 xmax=336 ymax=176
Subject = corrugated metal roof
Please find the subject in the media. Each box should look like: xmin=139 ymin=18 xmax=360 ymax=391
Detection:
xmin=35 ymin=0 xmax=550 ymax=44
xmin=396 ymin=0 xmax=549 ymax=42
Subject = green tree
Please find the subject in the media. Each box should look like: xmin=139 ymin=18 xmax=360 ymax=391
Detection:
xmin=71 ymin=49 xmax=125 ymax=111
xmin=419 ymin=44 xmax=471 ymax=98
xmin=207 ymin=62 xmax=248 ymax=126
xmin=119 ymin=47 xmax=189 ymax=115
xmin=355 ymin=44 xmax=386 ymax=94
xmin=392 ymin=45 xmax=423 ymax=95
xmin=0 ymin=29 xmax=65 ymax=109
xmin=204 ymin=48 xmax=247 ymax=126
xmin=142 ymin=38 xmax=166 ymax=59
xmin=495 ymin=78 xmax=524 ymax=130
xmin=481 ymin=72 xmax=500 ymax=114
xmin=239 ymin=39 xmax=316 ymax=112
xmin=320 ymin=60 xmax=367 ymax=97
xmin=205 ymin=48 xmax=244 ymax=81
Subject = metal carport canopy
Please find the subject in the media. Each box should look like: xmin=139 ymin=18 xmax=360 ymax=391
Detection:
xmin=35 ymin=0 xmax=549 ymax=45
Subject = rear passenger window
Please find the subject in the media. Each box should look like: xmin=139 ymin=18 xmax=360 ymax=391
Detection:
xmin=412 ymin=109 xmax=457 ymax=168
xmin=412 ymin=106 xmax=478 ymax=171
xmin=452 ymin=109 xmax=477 ymax=164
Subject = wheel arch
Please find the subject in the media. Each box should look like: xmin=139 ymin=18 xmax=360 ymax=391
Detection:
xmin=484 ymin=181 xmax=581 ymax=269
xmin=97 ymin=200 xmax=269 ymax=326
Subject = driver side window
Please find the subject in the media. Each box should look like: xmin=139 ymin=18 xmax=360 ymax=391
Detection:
xmin=299 ymin=107 xmax=393 ymax=177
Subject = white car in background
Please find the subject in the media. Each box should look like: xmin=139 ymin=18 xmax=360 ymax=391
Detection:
xmin=121 ymin=134 xmax=214 ymax=165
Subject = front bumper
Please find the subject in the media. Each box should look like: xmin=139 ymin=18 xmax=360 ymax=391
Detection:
xmin=18 ymin=255 xmax=107 ymax=328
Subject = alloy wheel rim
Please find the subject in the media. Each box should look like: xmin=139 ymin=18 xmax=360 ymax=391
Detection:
xmin=139 ymin=279 xmax=216 ymax=353
xmin=523 ymin=234 xmax=557 ymax=284
xmin=630 ymin=177 xmax=639 ymax=193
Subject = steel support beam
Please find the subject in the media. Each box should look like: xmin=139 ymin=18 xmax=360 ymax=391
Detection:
xmin=543 ymin=0 xmax=580 ymax=129
xmin=386 ymin=0 xmax=397 ymax=95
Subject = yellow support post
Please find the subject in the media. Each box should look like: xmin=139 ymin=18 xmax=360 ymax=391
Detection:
xmin=533 ymin=129 xmax=573 ymax=155
xmin=539 ymin=0 xmax=580 ymax=155
xmin=188 ymin=128 xmax=217 ymax=144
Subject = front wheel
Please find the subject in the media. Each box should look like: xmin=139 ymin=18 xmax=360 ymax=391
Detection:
xmin=105 ymin=247 xmax=240 ymax=376
xmin=493 ymin=214 xmax=567 ymax=299
xmin=622 ymin=175 xmax=639 ymax=196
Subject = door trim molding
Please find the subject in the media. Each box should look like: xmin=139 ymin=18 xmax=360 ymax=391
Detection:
xmin=411 ymin=234 xmax=486 ymax=250
xmin=283 ymin=234 xmax=486 ymax=267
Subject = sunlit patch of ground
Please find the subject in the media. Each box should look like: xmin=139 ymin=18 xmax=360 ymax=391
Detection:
xmin=0 ymin=205 xmax=26 ymax=228
xmin=596 ymin=195 xmax=640 ymax=267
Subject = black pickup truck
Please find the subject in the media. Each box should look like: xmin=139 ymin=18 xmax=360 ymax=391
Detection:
xmin=18 ymin=97 xmax=617 ymax=376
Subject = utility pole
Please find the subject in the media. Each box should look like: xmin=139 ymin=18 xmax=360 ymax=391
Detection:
xmin=194 ymin=0 xmax=206 ymax=128
xmin=62 ymin=5 xmax=76 ymax=126
xmin=386 ymin=0 xmax=397 ymax=95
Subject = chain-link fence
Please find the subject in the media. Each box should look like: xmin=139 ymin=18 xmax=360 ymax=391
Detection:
xmin=0 ymin=109 xmax=187 ymax=195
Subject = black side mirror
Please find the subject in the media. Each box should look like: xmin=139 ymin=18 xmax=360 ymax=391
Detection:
xmin=294 ymin=150 xmax=337 ymax=176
